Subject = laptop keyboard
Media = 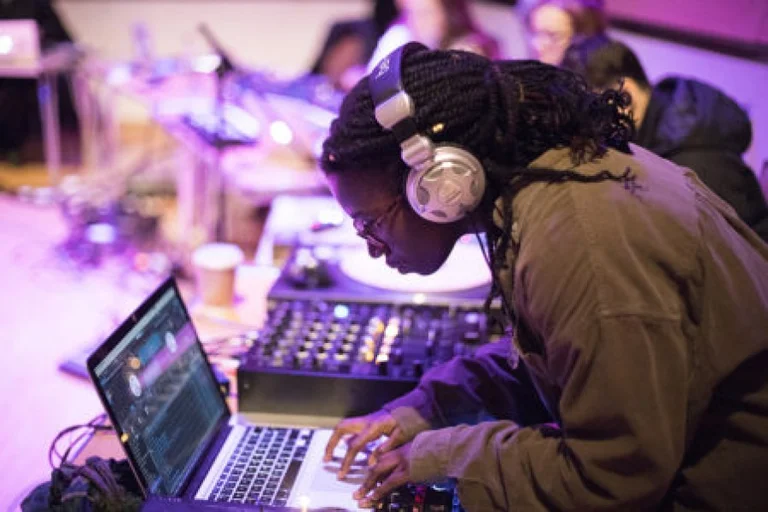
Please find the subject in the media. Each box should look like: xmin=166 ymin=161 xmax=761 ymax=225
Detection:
xmin=210 ymin=426 xmax=312 ymax=506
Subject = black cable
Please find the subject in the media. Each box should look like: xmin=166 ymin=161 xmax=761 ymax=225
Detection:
xmin=48 ymin=412 xmax=113 ymax=470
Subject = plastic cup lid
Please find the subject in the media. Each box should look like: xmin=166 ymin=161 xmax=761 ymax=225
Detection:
xmin=192 ymin=243 xmax=244 ymax=270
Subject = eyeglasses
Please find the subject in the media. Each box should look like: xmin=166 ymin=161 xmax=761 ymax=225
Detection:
xmin=352 ymin=196 xmax=402 ymax=257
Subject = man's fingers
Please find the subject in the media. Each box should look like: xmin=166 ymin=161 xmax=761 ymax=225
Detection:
xmin=323 ymin=418 xmax=364 ymax=462
xmin=353 ymin=454 xmax=399 ymax=500
xmin=339 ymin=426 xmax=381 ymax=479
xmin=371 ymin=427 xmax=404 ymax=460
xmin=358 ymin=468 xmax=410 ymax=508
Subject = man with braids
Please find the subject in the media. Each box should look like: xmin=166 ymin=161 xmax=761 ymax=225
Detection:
xmin=320 ymin=42 xmax=768 ymax=511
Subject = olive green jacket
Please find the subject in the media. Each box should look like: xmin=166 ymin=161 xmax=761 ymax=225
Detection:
xmin=383 ymin=145 xmax=768 ymax=511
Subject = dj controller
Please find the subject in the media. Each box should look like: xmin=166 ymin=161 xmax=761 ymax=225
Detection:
xmin=237 ymin=297 xmax=502 ymax=417
xmin=237 ymin=246 xmax=502 ymax=418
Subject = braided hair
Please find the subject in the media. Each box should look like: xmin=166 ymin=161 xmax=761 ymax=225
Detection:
xmin=321 ymin=42 xmax=633 ymax=316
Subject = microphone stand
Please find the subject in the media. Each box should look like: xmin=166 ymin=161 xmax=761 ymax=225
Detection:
xmin=198 ymin=24 xmax=236 ymax=242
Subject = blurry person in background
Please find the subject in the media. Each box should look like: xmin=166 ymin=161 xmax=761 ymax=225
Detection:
xmin=562 ymin=35 xmax=768 ymax=241
xmin=367 ymin=0 xmax=500 ymax=71
xmin=308 ymin=0 xmax=399 ymax=91
xmin=525 ymin=0 xmax=606 ymax=65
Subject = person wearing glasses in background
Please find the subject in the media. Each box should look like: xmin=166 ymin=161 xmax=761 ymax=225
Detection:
xmin=319 ymin=42 xmax=768 ymax=510
xmin=525 ymin=0 xmax=606 ymax=65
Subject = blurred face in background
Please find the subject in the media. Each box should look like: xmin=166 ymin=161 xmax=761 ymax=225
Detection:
xmin=399 ymin=0 xmax=449 ymax=48
xmin=528 ymin=3 xmax=575 ymax=65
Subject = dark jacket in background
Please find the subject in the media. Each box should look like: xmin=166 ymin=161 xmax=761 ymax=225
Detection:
xmin=636 ymin=77 xmax=768 ymax=241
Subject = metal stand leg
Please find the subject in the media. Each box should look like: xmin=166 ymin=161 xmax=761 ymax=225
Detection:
xmin=38 ymin=73 xmax=62 ymax=187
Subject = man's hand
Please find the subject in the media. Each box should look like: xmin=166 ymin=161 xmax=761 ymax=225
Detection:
xmin=354 ymin=442 xmax=413 ymax=508
xmin=324 ymin=410 xmax=409 ymax=479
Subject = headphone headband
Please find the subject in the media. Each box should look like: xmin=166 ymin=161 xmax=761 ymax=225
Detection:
xmin=369 ymin=45 xmax=486 ymax=224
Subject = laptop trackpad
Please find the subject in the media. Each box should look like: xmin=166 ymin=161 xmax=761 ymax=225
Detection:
xmin=288 ymin=429 xmax=367 ymax=511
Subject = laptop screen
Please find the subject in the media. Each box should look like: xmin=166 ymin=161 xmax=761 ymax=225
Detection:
xmin=91 ymin=283 xmax=227 ymax=495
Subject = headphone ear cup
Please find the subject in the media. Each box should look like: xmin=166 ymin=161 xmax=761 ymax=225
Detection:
xmin=405 ymin=145 xmax=486 ymax=223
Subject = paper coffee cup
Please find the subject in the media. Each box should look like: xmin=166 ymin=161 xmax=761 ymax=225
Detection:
xmin=192 ymin=243 xmax=244 ymax=307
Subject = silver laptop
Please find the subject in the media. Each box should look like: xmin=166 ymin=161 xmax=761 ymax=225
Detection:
xmin=87 ymin=277 xmax=366 ymax=510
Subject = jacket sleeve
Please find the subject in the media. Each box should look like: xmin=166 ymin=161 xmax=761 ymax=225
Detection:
xmin=381 ymin=341 xmax=550 ymax=439
xmin=408 ymin=314 xmax=690 ymax=510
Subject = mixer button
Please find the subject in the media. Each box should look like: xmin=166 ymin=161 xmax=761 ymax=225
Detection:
xmin=462 ymin=330 xmax=481 ymax=344
xmin=463 ymin=311 xmax=481 ymax=325
xmin=392 ymin=348 xmax=404 ymax=365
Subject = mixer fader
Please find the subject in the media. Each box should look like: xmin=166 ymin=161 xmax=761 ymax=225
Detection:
xmin=237 ymin=298 xmax=502 ymax=417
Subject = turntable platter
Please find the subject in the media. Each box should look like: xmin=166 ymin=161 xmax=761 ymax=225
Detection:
xmin=338 ymin=242 xmax=491 ymax=293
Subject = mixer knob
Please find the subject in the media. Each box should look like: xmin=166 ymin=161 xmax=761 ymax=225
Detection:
xmin=344 ymin=333 xmax=357 ymax=343
xmin=302 ymin=341 xmax=315 ymax=351
xmin=425 ymin=484 xmax=454 ymax=511
xmin=314 ymin=352 xmax=328 ymax=369
xmin=322 ymin=341 xmax=334 ymax=352
xmin=333 ymin=352 xmax=349 ymax=362
xmin=376 ymin=354 xmax=389 ymax=376
xmin=341 ymin=343 xmax=354 ymax=353
xmin=425 ymin=339 xmax=435 ymax=358
xmin=463 ymin=311 xmax=481 ymax=325
xmin=392 ymin=348 xmax=404 ymax=365
xmin=358 ymin=346 xmax=374 ymax=363
xmin=462 ymin=330 xmax=481 ymax=344
xmin=293 ymin=351 xmax=310 ymax=368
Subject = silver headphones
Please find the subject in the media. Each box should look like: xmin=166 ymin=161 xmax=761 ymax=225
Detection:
xmin=369 ymin=46 xmax=486 ymax=224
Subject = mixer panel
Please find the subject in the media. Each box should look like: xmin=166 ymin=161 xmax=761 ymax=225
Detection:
xmin=237 ymin=298 xmax=502 ymax=417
